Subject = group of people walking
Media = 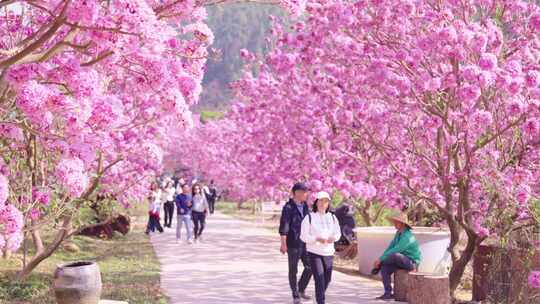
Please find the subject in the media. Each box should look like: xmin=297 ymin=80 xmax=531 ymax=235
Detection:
xmin=145 ymin=176 xmax=219 ymax=245
xmin=279 ymin=182 xmax=422 ymax=303
xmin=149 ymin=177 xmax=421 ymax=303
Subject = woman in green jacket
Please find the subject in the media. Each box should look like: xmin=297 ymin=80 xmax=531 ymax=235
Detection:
xmin=373 ymin=214 xmax=421 ymax=300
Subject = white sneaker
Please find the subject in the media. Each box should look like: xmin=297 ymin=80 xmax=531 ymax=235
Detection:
xmin=187 ymin=239 xmax=194 ymax=244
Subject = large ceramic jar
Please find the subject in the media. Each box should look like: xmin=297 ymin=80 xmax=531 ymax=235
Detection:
xmin=53 ymin=261 xmax=102 ymax=304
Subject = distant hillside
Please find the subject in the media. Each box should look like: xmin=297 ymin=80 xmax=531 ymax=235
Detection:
xmin=197 ymin=3 xmax=284 ymax=111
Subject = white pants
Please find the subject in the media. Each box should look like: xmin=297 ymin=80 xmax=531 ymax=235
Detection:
xmin=176 ymin=214 xmax=193 ymax=241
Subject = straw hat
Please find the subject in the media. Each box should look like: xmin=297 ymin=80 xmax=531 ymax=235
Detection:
xmin=387 ymin=213 xmax=413 ymax=229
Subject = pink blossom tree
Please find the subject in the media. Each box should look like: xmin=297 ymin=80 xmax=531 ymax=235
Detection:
xmin=0 ymin=0 xmax=212 ymax=278
xmin=0 ymin=0 xmax=307 ymax=278
xmin=177 ymin=0 xmax=540 ymax=296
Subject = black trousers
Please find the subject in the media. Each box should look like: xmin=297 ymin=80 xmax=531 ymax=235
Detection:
xmin=208 ymin=199 xmax=215 ymax=214
xmin=192 ymin=211 xmax=206 ymax=238
xmin=288 ymin=246 xmax=312 ymax=299
xmin=146 ymin=213 xmax=163 ymax=233
xmin=309 ymin=252 xmax=334 ymax=304
xmin=164 ymin=201 xmax=174 ymax=227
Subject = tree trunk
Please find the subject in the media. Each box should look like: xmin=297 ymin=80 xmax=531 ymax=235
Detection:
xmin=394 ymin=269 xmax=410 ymax=302
xmin=355 ymin=203 xmax=373 ymax=226
xmin=447 ymin=221 xmax=478 ymax=298
xmin=408 ymin=272 xmax=451 ymax=304
xmin=17 ymin=216 xmax=72 ymax=280
xmin=27 ymin=136 xmax=44 ymax=255
xmin=30 ymin=220 xmax=44 ymax=255
xmin=2 ymin=249 xmax=11 ymax=259
xmin=251 ymin=200 xmax=257 ymax=214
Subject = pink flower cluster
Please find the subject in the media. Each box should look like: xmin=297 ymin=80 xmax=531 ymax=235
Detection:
xmin=0 ymin=0 xmax=256 ymax=211
xmin=0 ymin=203 xmax=23 ymax=252
xmin=55 ymin=157 xmax=89 ymax=198
xmin=0 ymin=175 xmax=8 ymax=205
xmin=352 ymin=182 xmax=377 ymax=201
xmin=170 ymin=0 xmax=540 ymax=252
xmin=32 ymin=187 xmax=50 ymax=206
xmin=529 ymin=271 xmax=540 ymax=289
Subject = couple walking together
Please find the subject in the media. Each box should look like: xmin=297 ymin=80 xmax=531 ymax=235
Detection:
xmin=279 ymin=182 xmax=341 ymax=304
xmin=176 ymin=183 xmax=210 ymax=243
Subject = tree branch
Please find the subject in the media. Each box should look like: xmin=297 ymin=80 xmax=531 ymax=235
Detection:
xmin=0 ymin=0 xmax=70 ymax=70
xmin=81 ymin=50 xmax=114 ymax=67
xmin=473 ymin=114 xmax=526 ymax=152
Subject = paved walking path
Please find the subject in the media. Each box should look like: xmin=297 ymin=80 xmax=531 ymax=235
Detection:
xmin=151 ymin=213 xmax=385 ymax=304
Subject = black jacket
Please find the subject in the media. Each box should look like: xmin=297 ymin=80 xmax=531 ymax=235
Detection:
xmin=279 ymin=199 xmax=310 ymax=248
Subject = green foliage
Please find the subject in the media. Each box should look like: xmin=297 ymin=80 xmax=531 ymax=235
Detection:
xmin=331 ymin=191 xmax=344 ymax=207
xmin=531 ymin=198 xmax=540 ymax=222
xmin=200 ymin=110 xmax=225 ymax=123
xmin=0 ymin=275 xmax=48 ymax=300
xmin=351 ymin=200 xmax=393 ymax=227
xmin=199 ymin=3 xmax=285 ymax=109
xmin=216 ymin=201 xmax=238 ymax=215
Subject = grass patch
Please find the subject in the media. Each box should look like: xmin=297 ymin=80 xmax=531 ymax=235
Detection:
xmin=199 ymin=110 xmax=224 ymax=123
xmin=215 ymin=201 xmax=280 ymax=231
xmin=0 ymin=217 xmax=167 ymax=304
xmin=216 ymin=201 xmax=261 ymax=220
xmin=215 ymin=201 xmax=243 ymax=215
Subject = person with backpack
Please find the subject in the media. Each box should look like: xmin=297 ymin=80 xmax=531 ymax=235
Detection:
xmin=175 ymin=184 xmax=194 ymax=244
xmin=279 ymin=182 xmax=313 ymax=304
xmin=205 ymin=180 xmax=218 ymax=214
xmin=300 ymin=191 xmax=342 ymax=304
xmin=191 ymin=183 xmax=209 ymax=242
xmin=334 ymin=202 xmax=356 ymax=246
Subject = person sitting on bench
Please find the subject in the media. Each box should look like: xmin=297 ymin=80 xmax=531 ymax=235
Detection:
xmin=373 ymin=213 xmax=421 ymax=301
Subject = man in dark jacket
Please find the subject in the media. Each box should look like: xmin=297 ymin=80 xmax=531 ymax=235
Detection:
xmin=175 ymin=184 xmax=194 ymax=243
xmin=279 ymin=182 xmax=313 ymax=303
xmin=206 ymin=180 xmax=218 ymax=214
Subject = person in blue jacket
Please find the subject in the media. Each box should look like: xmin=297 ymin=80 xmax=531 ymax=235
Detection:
xmin=279 ymin=182 xmax=313 ymax=304
xmin=175 ymin=184 xmax=194 ymax=244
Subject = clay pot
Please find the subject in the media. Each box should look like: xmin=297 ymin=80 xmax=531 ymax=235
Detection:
xmin=53 ymin=261 xmax=102 ymax=304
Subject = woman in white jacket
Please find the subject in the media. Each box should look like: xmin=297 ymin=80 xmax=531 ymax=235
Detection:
xmin=162 ymin=181 xmax=176 ymax=228
xmin=300 ymin=191 xmax=342 ymax=304
xmin=145 ymin=182 xmax=164 ymax=234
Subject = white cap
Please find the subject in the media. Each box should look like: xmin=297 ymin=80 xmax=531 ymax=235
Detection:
xmin=316 ymin=191 xmax=331 ymax=201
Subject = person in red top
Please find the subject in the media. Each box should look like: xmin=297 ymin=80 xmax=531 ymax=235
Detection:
xmin=145 ymin=182 xmax=163 ymax=234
